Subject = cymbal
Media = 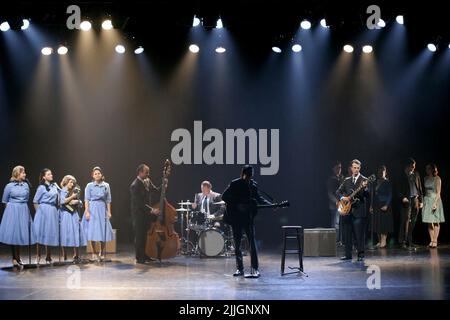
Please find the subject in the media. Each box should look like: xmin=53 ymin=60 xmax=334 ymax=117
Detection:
xmin=213 ymin=201 xmax=226 ymax=205
xmin=178 ymin=201 xmax=192 ymax=205
xmin=176 ymin=208 xmax=190 ymax=212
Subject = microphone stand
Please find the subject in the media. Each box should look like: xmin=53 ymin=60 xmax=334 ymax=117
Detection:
xmin=52 ymin=183 xmax=68 ymax=267
xmin=367 ymin=183 xmax=376 ymax=251
xmin=23 ymin=179 xmax=39 ymax=269
xmin=101 ymin=185 xmax=112 ymax=263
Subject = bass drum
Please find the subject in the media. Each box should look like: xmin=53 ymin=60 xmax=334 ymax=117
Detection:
xmin=198 ymin=228 xmax=225 ymax=257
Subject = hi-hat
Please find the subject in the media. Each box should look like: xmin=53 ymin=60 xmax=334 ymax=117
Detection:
xmin=176 ymin=208 xmax=190 ymax=212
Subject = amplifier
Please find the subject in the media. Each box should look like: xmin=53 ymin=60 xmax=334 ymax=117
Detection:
xmin=303 ymin=228 xmax=336 ymax=257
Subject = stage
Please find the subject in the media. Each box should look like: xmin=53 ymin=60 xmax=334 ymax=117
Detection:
xmin=0 ymin=245 xmax=449 ymax=300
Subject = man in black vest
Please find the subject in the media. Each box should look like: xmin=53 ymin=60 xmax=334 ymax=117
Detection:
xmin=130 ymin=164 xmax=162 ymax=264
xmin=336 ymin=159 xmax=369 ymax=262
xmin=222 ymin=165 xmax=273 ymax=278
xmin=397 ymin=158 xmax=423 ymax=250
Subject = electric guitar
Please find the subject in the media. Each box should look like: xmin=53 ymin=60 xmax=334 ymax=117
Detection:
xmin=337 ymin=175 xmax=376 ymax=216
xmin=257 ymin=201 xmax=290 ymax=210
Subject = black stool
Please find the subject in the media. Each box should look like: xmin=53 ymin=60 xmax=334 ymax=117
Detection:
xmin=281 ymin=226 xmax=306 ymax=276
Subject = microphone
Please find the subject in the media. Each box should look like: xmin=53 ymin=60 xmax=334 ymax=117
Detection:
xmin=51 ymin=182 xmax=62 ymax=190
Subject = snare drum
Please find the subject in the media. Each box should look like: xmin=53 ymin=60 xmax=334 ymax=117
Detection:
xmin=198 ymin=228 xmax=225 ymax=257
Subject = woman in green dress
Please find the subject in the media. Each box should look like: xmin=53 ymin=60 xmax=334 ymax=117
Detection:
xmin=422 ymin=164 xmax=445 ymax=248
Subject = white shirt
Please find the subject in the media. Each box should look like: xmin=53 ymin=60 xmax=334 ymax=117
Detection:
xmin=352 ymin=174 xmax=360 ymax=184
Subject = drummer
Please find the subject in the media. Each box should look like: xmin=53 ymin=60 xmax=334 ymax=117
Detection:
xmin=192 ymin=181 xmax=226 ymax=227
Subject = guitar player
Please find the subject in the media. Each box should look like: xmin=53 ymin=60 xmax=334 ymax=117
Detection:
xmin=222 ymin=165 xmax=273 ymax=278
xmin=336 ymin=159 xmax=370 ymax=262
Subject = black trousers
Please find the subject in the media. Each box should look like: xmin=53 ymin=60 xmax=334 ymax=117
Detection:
xmin=132 ymin=213 xmax=152 ymax=261
xmin=231 ymin=222 xmax=258 ymax=271
xmin=342 ymin=214 xmax=366 ymax=257
xmin=398 ymin=197 xmax=419 ymax=245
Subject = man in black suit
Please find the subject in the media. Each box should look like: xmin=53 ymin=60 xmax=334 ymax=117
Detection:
xmin=222 ymin=165 xmax=273 ymax=278
xmin=191 ymin=181 xmax=226 ymax=227
xmin=336 ymin=159 xmax=369 ymax=262
xmin=130 ymin=164 xmax=162 ymax=264
xmin=397 ymin=158 xmax=423 ymax=250
xmin=327 ymin=161 xmax=344 ymax=243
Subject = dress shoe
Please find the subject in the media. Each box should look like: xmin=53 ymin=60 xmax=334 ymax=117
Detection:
xmin=233 ymin=269 xmax=244 ymax=277
xmin=245 ymin=269 xmax=260 ymax=278
xmin=136 ymin=259 xmax=148 ymax=264
xmin=340 ymin=256 xmax=352 ymax=261
xmin=145 ymin=256 xmax=158 ymax=262
xmin=357 ymin=255 xmax=364 ymax=262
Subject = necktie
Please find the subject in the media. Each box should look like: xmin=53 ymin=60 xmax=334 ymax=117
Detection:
xmin=353 ymin=177 xmax=356 ymax=185
xmin=202 ymin=196 xmax=209 ymax=214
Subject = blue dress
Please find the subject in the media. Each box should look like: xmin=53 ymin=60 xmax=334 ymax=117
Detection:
xmin=0 ymin=181 xmax=36 ymax=245
xmin=82 ymin=182 xmax=114 ymax=242
xmin=33 ymin=183 xmax=59 ymax=246
xmin=60 ymin=188 xmax=87 ymax=247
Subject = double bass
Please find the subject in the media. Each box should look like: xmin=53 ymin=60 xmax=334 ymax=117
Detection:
xmin=145 ymin=160 xmax=180 ymax=261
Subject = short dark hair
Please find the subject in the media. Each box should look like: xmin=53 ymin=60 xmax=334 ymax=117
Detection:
xmin=241 ymin=165 xmax=254 ymax=178
xmin=136 ymin=164 xmax=149 ymax=175
xmin=332 ymin=161 xmax=342 ymax=168
xmin=351 ymin=159 xmax=362 ymax=167
xmin=201 ymin=181 xmax=212 ymax=189
xmin=405 ymin=158 xmax=416 ymax=168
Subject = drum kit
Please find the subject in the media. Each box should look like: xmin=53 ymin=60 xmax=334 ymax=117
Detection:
xmin=176 ymin=200 xmax=248 ymax=257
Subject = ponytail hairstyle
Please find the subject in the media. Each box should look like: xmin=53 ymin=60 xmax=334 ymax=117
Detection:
xmin=39 ymin=168 xmax=52 ymax=191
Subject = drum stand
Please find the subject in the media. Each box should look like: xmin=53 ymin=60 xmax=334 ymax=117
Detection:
xmin=178 ymin=202 xmax=196 ymax=256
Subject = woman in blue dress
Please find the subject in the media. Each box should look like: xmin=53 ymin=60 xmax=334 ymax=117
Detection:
xmin=0 ymin=166 xmax=36 ymax=267
xmin=82 ymin=167 xmax=114 ymax=261
xmin=60 ymin=175 xmax=86 ymax=263
xmin=33 ymin=168 xmax=59 ymax=264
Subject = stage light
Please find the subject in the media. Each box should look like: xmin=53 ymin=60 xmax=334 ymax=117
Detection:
xmin=272 ymin=47 xmax=282 ymax=53
xmin=57 ymin=46 xmax=68 ymax=55
xmin=41 ymin=47 xmax=53 ymax=55
xmin=427 ymin=43 xmax=437 ymax=52
xmin=320 ymin=19 xmax=329 ymax=28
xmin=192 ymin=16 xmax=201 ymax=27
xmin=343 ymin=45 xmax=354 ymax=53
xmin=115 ymin=45 xmax=126 ymax=54
xmin=377 ymin=19 xmax=386 ymax=28
xmin=21 ymin=19 xmax=30 ymax=30
xmin=134 ymin=46 xmax=144 ymax=55
xmin=362 ymin=45 xmax=373 ymax=53
xmin=292 ymin=44 xmax=302 ymax=52
xmin=300 ymin=20 xmax=311 ymax=30
xmin=102 ymin=20 xmax=113 ymax=30
xmin=0 ymin=22 xmax=10 ymax=32
xmin=216 ymin=18 xmax=223 ymax=29
xmin=215 ymin=47 xmax=226 ymax=53
xmin=80 ymin=21 xmax=92 ymax=31
xmin=396 ymin=15 xmax=404 ymax=25
xmin=189 ymin=44 xmax=200 ymax=53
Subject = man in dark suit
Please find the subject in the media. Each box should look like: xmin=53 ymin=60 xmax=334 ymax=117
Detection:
xmin=397 ymin=158 xmax=423 ymax=250
xmin=222 ymin=165 xmax=272 ymax=278
xmin=191 ymin=181 xmax=226 ymax=226
xmin=130 ymin=164 xmax=162 ymax=264
xmin=336 ymin=159 xmax=369 ymax=262
xmin=327 ymin=161 xmax=344 ymax=243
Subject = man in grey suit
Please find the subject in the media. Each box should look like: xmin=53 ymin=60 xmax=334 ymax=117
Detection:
xmin=192 ymin=181 xmax=226 ymax=225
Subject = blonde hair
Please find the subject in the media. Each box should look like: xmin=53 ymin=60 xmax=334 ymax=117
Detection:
xmin=10 ymin=166 xmax=25 ymax=182
xmin=61 ymin=175 xmax=77 ymax=188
